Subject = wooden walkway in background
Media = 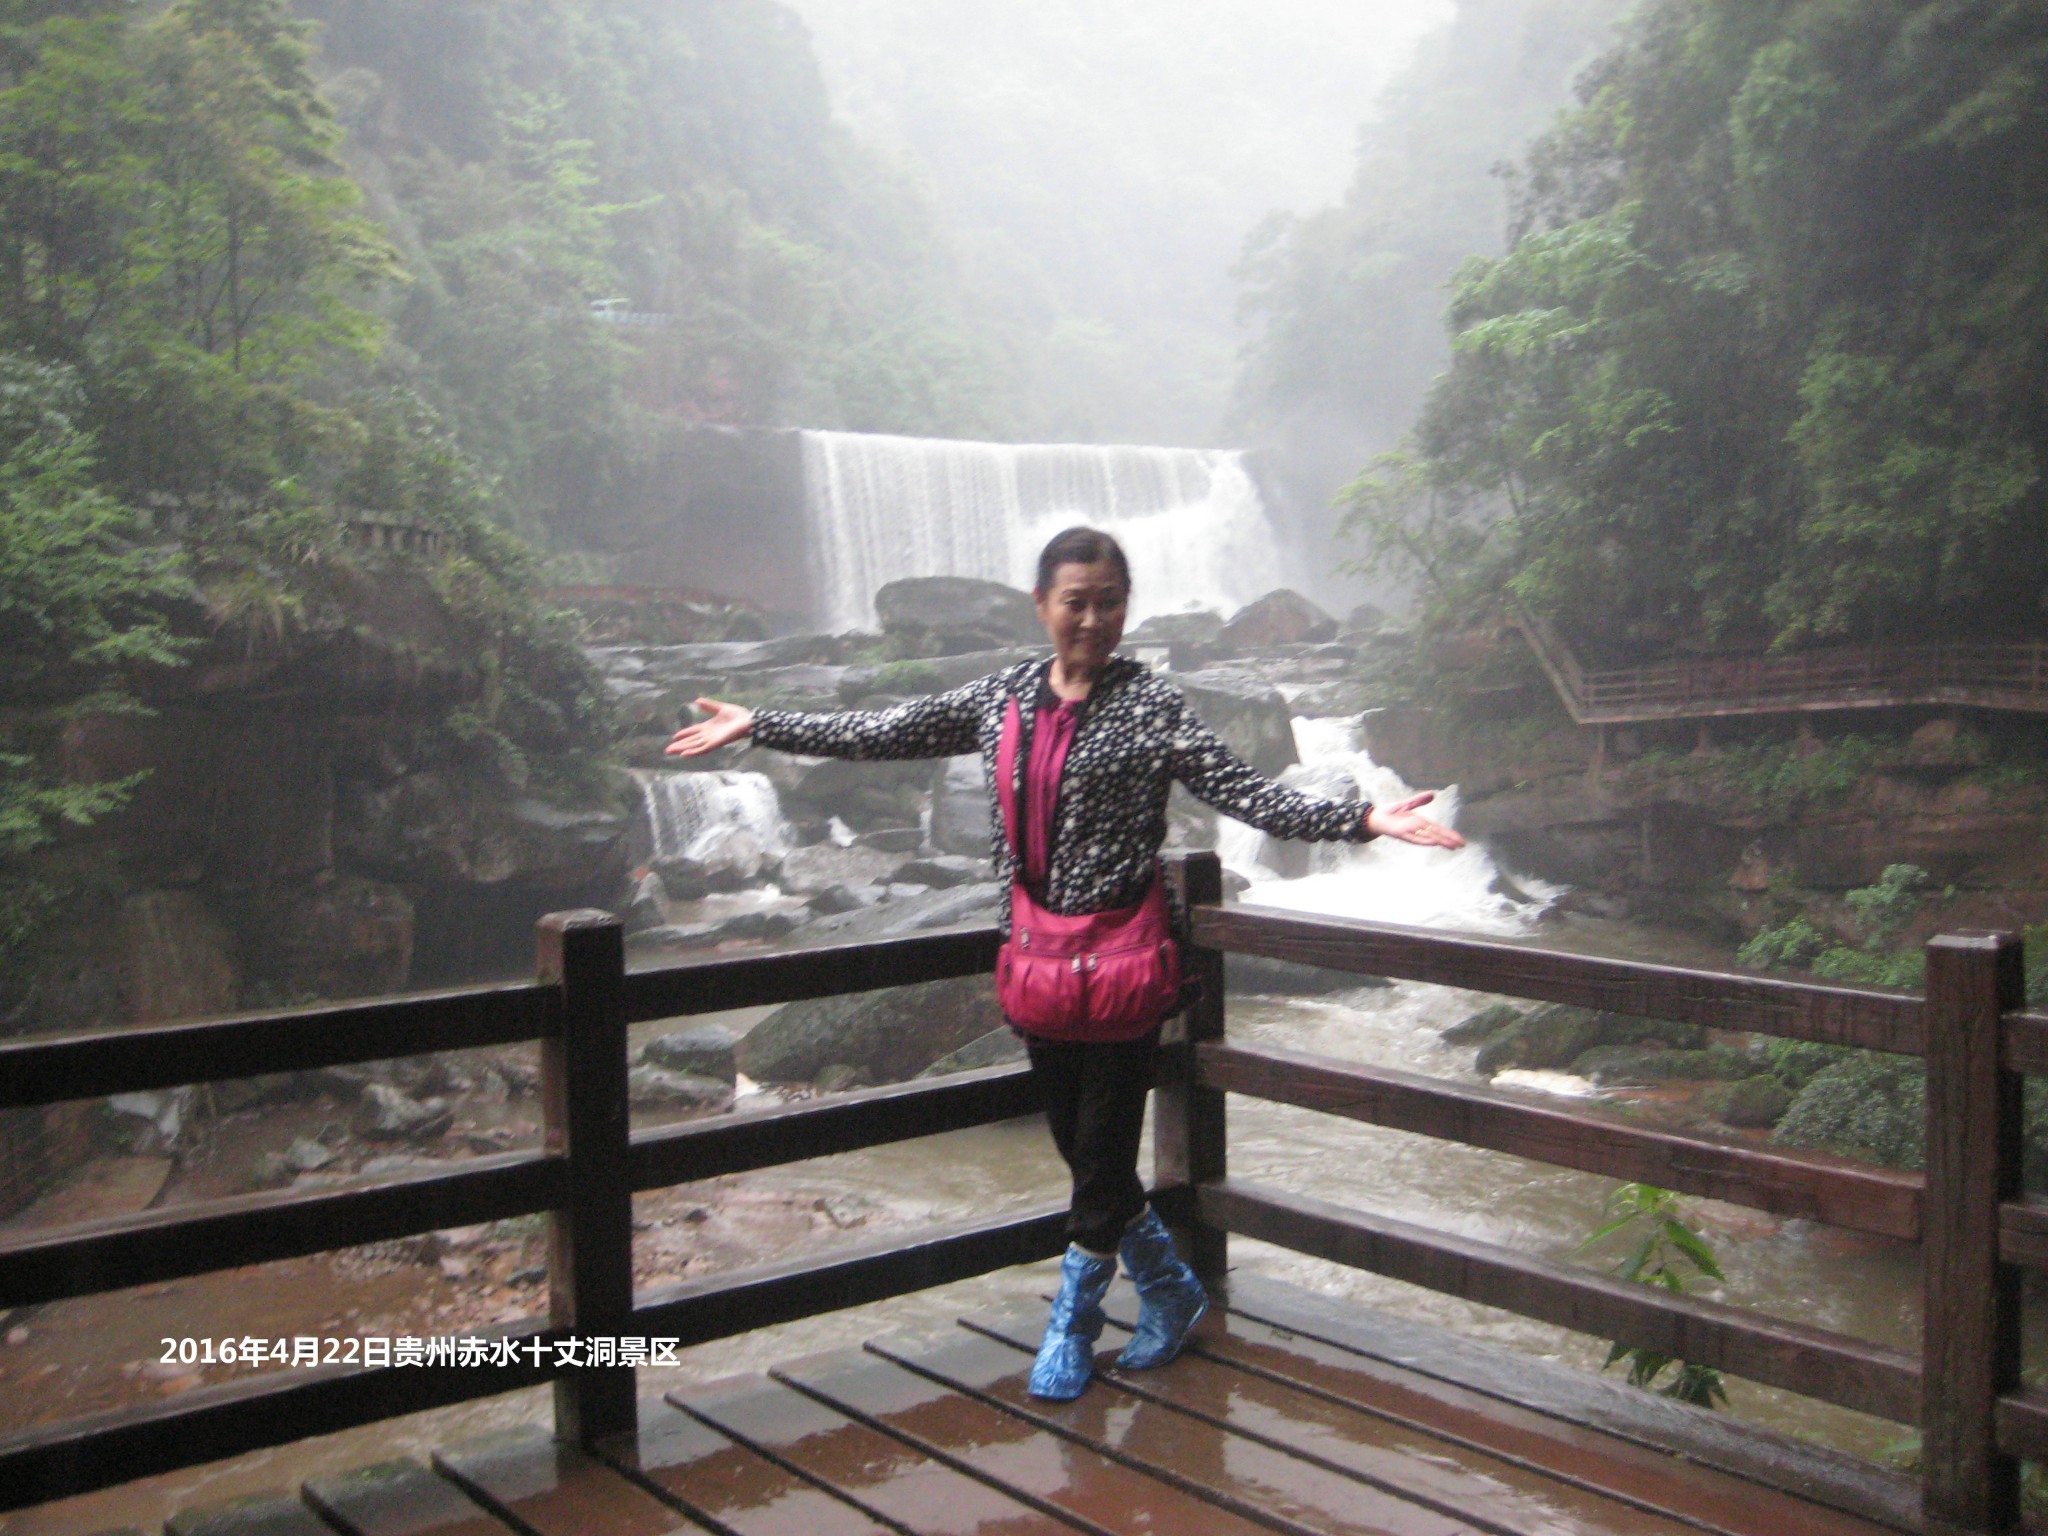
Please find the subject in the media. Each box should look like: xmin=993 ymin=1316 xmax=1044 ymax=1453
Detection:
xmin=149 ymin=1276 xmax=1916 ymax=1536
xmin=1506 ymin=603 xmax=2048 ymax=724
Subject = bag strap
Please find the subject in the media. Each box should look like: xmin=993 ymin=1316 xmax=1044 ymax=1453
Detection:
xmin=994 ymin=695 xmax=1023 ymax=861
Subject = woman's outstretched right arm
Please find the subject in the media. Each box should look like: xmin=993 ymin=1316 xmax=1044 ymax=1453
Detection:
xmin=666 ymin=678 xmax=989 ymax=763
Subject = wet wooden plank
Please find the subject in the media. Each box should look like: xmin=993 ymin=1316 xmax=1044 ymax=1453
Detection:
xmin=672 ymin=1372 xmax=1072 ymax=1534
xmin=960 ymin=1301 xmax=1680 ymax=1536
xmin=0 ymin=1150 xmax=565 ymax=1309
xmin=631 ymin=1062 xmax=1038 ymax=1193
xmin=0 ymin=982 xmax=555 ymax=1108
xmin=1221 ymin=1273 xmax=1920 ymax=1535
xmin=1920 ymin=934 xmax=2025 ymax=1532
xmin=538 ymin=910 xmax=637 ymax=1445
xmin=632 ymin=1202 xmax=1065 ymax=1348
xmin=1191 ymin=905 xmax=1924 ymax=1056
xmin=434 ymin=1428 xmax=715 ymax=1535
xmin=1159 ymin=853 xmax=1228 ymax=1280
xmin=304 ymin=1458 xmax=519 ymax=1536
xmin=1203 ymin=1178 xmax=1922 ymax=1425
xmin=597 ymin=1396 xmax=894 ymax=1536
xmin=1997 ymin=1194 xmax=2048 ymax=1269
xmin=0 ymin=1319 xmax=559 ymax=1516
xmin=1102 ymin=1294 xmax=1898 ymax=1536
xmin=165 ymin=1492 xmax=333 ymax=1536
xmin=1994 ymin=1386 xmax=2048 ymax=1461
xmin=1200 ymin=1040 xmax=1922 ymax=1239
xmin=622 ymin=926 xmax=998 ymax=1022
xmin=776 ymin=1342 xmax=1277 ymax=1536
xmin=1997 ymin=1008 xmax=2048 ymax=1075
xmin=891 ymin=1321 xmax=1484 ymax=1536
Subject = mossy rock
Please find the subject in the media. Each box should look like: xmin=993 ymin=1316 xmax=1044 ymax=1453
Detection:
xmin=1473 ymin=1003 xmax=1706 ymax=1076
xmin=1442 ymin=1002 xmax=1522 ymax=1045
xmin=1775 ymin=1053 xmax=1926 ymax=1169
xmin=1707 ymin=1074 xmax=1795 ymax=1128
xmin=1567 ymin=1043 xmax=1752 ymax=1086
xmin=1568 ymin=1044 xmax=1680 ymax=1086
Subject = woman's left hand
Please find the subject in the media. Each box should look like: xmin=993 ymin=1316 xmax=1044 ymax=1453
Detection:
xmin=1365 ymin=791 xmax=1467 ymax=849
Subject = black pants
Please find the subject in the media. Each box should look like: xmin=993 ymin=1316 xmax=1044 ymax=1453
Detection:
xmin=1025 ymin=1027 xmax=1159 ymax=1254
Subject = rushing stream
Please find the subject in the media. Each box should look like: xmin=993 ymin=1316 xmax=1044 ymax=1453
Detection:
xmin=9 ymin=712 xmax=1948 ymax=1533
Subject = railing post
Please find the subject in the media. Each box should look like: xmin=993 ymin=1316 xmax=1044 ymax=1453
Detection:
xmin=1159 ymin=853 xmax=1227 ymax=1286
xmin=537 ymin=909 xmax=636 ymax=1448
xmin=1922 ymin=931 xmax=2025 ymax=1534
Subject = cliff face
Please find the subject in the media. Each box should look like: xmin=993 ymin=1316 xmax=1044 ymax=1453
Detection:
xmin=21 ymin=582 xmax=627 ymax=1039
xmin=1366 ymin=695 xmax=2048 ymax=935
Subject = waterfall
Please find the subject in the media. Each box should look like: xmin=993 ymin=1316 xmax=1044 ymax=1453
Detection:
xmin=801 ymin=429 xmax=1289 ymax=630
xmin=1217 ymin=715 xmax=1557 ymax=935
xmin=636 ymin=770 xmax=794 ymax=881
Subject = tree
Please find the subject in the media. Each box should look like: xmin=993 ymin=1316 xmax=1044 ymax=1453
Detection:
xmin=1336 ymin=0 xmax=2048 ymax=657
xmin=0 ymin=355 xmax=189 ymax=954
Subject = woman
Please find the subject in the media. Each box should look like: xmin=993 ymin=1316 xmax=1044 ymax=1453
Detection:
xmin=667 ymin=526 xmax=1464 ymax=1399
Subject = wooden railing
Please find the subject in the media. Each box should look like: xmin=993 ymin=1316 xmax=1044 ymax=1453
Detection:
xmin=1509 ymin=603 xmax=2048 ymax=723
xmin=0 ymin=853 xmax=2039 ymax=1533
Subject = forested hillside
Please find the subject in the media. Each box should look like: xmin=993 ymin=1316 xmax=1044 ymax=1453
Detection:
xmin=1232 ymin=0 xmax=1629 ymax=511
xmin=0 ymin=0 xmax=1003 ymax=1010
xmin=303 ymin=0 xmax=1009 ymax=534
xmin=1335 ymin=0 xmax=2048 ymax=659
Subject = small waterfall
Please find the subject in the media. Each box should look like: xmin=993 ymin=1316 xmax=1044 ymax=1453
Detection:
xmin=1218 ymin=715 xmax=1556 ymax=935
xmin=801 ymin=429 xmax=1289 ymax=630
xmin=636 ymin=770 xmax=794 ymax=881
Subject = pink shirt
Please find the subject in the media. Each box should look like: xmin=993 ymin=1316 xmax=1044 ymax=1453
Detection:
xmin=1022 ymin=696 xmax=1082 ymax=888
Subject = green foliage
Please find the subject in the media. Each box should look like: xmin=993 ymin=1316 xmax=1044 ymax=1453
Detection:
xmin=1329 ymin=0 xmax=2048 ymax=657
xmin=1737 ymin=864 xmax=1932 ymax=991
xmin=0 ymin=354 xmax=193 ymax=969
xmin=1578 ymin=1183 xmax=1728 ymax=1407
xmin=304 ymin=0 xmax=1009 ymax=534
xmin=1623 ymin=733 xmax=1879 ymax=815
xmin=1235 ymin=0 xmax=1633 ymax=498
xmin=1775 ymin=1051 xmax=1927 ymax=1169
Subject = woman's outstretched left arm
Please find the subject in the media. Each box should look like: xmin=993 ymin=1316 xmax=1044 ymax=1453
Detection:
xmin=1170 ymin=710 xmax=1464 ymax=849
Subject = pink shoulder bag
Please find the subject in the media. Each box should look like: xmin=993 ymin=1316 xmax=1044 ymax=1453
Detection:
xmin=992 ymin=696 xmax=1180 ymax=1041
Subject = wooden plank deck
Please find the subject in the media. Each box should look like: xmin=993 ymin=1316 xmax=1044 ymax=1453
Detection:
xmin=156 ymin=1277 xmax=1919 ymax=1536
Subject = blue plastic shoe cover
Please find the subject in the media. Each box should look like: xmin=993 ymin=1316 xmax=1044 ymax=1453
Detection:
xmin=1027 ymin=1244 xmax=1116 ymax=1400
xmin=1115 ymin=1205 xmax=1208 ymax=1370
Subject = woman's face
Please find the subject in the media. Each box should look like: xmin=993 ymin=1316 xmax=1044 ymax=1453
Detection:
xmin=1035 ymin=559 xmax=1128 ymax=674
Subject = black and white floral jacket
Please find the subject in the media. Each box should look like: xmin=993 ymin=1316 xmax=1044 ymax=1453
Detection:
xmin=751 ymin=656 xmax=1373 ymax=928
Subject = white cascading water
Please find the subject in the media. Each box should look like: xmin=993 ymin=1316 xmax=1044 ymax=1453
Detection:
xmin=635 ymin=770 xmax=795 ymax=877
xmin=1216 ymin=714 xmax=1557 ymax=935
xmin=801 ymin=429 xmax=1289 ymax=630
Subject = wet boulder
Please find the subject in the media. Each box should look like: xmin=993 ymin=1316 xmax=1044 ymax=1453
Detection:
xmin=1474 ymin=1005 xmax=1705 ymax=1076
xmin=919 ymin=1025 xmax=1027 ymax=1077
xmin=1220 ymin=590 xmax=1339 ymax=650
xmin=627 ymin=1066 xmax=734 ymax=1111
xmin=1707 ymin=1074 xmax=1795 ymax=1128
xmin=338 ymin=772 xmax=627 ymax=889
xmin=876 ymin=577 xmax=1041 ymax=655
xmin=739 ymin=973 xmax=1006 ymax=1085
xmin=247 ymin=876 xmax=414 ymax=1002
xmin=1167 ymin=669 xmax=1299 ymax=779
xmin=1128 ymin=610 xmax=1227 ymax=672
xmin=778 ymin=842 xmax=904 ymax=893
xmin=642 ymin=1024 xmax=739 ymax=1083
xmin=840 ymin=648 xmax=1040 ymax=704
xmin=353 ymin=1083 xmax=453 ymax=1142
xmin=930 ymin=754 xmax=993 ymax=857
xmin=895 ymin=854 xmax=989 ymax=889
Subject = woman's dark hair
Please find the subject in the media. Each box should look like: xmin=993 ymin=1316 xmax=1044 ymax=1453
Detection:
xmin=1034 ymin=526 xmax=1131 ymax=595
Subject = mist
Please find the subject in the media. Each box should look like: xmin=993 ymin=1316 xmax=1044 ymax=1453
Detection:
xmin=785 ymin=0 xmax=1454 ymax=448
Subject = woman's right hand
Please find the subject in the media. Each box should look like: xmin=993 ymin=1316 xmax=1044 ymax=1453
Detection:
xmin=665 ymin=697 xmax=755 ymax=758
